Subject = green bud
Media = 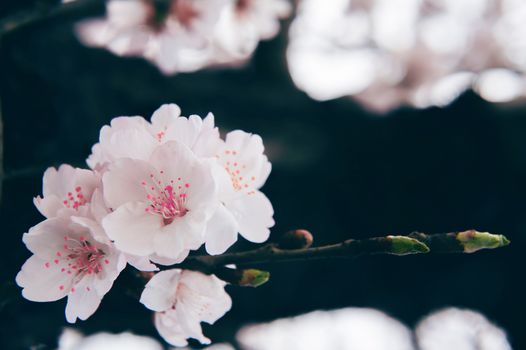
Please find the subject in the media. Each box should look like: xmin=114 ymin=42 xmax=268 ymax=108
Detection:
xmin=456 ymin=230 xmax=510 ymax=253
xmin=239 ymin=269 xmax=270 ymax=287
xmin=216 ymin=268 xmax=271 ymax=287
xmin=388 ymin=235 xmax=430 ymax=255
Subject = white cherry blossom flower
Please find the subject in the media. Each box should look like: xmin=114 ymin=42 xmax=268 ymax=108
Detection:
xmin=33 ymin=164 xmax=100 ymax=218
xmin=88 ymin=103 xmax=274 ymax=256
xmin=87 ymin=104 xmax=221 ymax=171
xmin=76 ymin=0 xmax=228 ymax=75
xmin=16 ymin=217 xmax=126 ymax=323
xmin=204 ymin=130 xmax=274 ymax=255
xmin=140 ymin=269 xmax=232 ymax=347
xmin=101 ymin=140 xmax=217 ymax=261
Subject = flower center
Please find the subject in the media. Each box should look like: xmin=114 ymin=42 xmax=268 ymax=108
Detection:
xmin=221 ymin=149 xmax=257 ymax=191
xmin=63 ymin=186 xmax=88 ymax=210
xmin=142 ymin=173 xmax=190 ymax=225
xmin=45 ymin=235 xmax=109 ymax=293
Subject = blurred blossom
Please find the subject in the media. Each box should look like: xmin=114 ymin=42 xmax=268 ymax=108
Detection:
xmin=57 ymin=329 xmax=163 ymax=350
xmin=287 ymin=0 xmax=526 ymax=112
xmin=415 ymin=308 xmax=512 ymax=350
xmin=237 ymin=308 xmax=414 ymax=350
xmin=75 ymin=0 xmax=290 ymax=74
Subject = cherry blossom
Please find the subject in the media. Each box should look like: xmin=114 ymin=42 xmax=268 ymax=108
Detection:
xmin=76 ymin=0 xmax=228 ymax=74
xmin=204 ymin=130 xmax=274 ymax=255
xmin=101 ymin=140 xmax=217 ymax=261
xmin=287 ymin=0 xmax=526 ymax=112
xmin=33 ymin=164 xmax=100 ymax=218
xmin=140 ymin=269 xmax=232 ymax=347
xmin=16 ymin=217 xmax=126 ymax=323
xmin=75 ymin=0 xmax=290 ymax=74
xmin=88 ymin=103 xmax=274 ymax=255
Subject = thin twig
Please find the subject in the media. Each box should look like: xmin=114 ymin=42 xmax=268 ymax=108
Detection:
xmin=0 ymin=0 xmax=103 ymax=37
xmin=173 ymin=230 xmax=509 ymax=275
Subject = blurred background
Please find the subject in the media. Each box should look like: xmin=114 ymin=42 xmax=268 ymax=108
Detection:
xmin=0 ymin=0 xmax=524 ymax=349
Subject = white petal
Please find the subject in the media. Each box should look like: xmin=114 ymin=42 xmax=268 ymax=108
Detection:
xmin=91 ymin=251 xmax=126 ymax=296
xmin=150 ymin=104 xmax=182 ymax=131
xmin=98 ymin=117 xmax=157 ymax=162
xmin=226 ymin=191 xmax=274 ymax=243
xmin=152 ymin=218 xmax=203 ymax=259
xmin=33 ymin=195 xmax=63 ymax=218
xmin=102 ymin=202 xmax=161 ymax=256
xmin=204 ymin=204 xmax=239 ymax=255
xmin=16 ymin=255 xmax=71 ymax=302
xmin=102 ymin=158 xmax=155 ymax=209
xmin=89 ymin=188 xmax=110 ymax=223
xmin=126 ymin=255 xmax=159 ymax=272
xmin=140 ymin=269 xmax=181 ymax=312
xmin=180 ymin=270 xmax=232 ymax=324
xmin=149 ymin=251 xmax=189 ymax=265
xmin=155 ymin=312 xmax=190 ymax=347
xmin=23 ymin=218 xmax=80 ymax=258
xmin=65 ymin=277 xmax=102 ymax=323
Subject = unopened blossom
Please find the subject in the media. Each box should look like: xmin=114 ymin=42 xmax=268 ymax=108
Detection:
xmin=204 ymin=130 xmax=274 ymax=255
xmin=140 ymin=269 xmax=232 ymax=347
xmin=213 ymin=0 xmax=292 ymax=62
xmin=16 ymin=217 xmax=126 ymax=323
xmin=33 ymin=164 xmax=100 ymax=218
xmin=101 ymin=140 xmax=217 ymax=261
xmin=76 ymin=0 xmax=228 ymax=74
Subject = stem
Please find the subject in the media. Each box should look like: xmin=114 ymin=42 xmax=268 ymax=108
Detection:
xmin=0 ymin=0 xmax=103 ymax=37
xmin=174 ymin=230 xmax=509 ymax=275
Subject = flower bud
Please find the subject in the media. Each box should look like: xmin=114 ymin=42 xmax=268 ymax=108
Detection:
xmin=215 ymin=268 xmax=270 ymax=288
xmin=388 ymin=235 xmax=430 ymax=255
xmin=278 ymin=229 xmax=314 ymax=250
xmin=456 ymin=230 xmax=510 ymax=253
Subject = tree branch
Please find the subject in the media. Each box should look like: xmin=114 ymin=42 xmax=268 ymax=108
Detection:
xmin=173 ymin=230 xmax=510 ymax=278
xmin=0 ymin=0 xmax=103 ymax=37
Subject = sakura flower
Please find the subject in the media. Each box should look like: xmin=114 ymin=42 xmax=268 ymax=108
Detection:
xmin=102 ymin=140 xmax=217 ymax=261
xmin=87 ymin=104 xmax=221 ymax=171
xmin=16 ymin=217 xmax=126 ymax=323
xmin=33 ymin=164 xmax=100 ymax=218
xmin=213 ymin=0 xmax=292 ymax=62
xmin=76 ymin=0 xmax=228 ymax=75
xmin=204 ymin=130 xmax=274 ymax=255
xmin=140 ymin=269 xmax=232 ymax=347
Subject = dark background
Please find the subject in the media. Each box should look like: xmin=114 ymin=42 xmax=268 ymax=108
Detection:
xmin=0 ymin=2 xmax=523 ymax=349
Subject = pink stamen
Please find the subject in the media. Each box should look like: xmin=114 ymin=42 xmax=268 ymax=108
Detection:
xmin=142 ymin=175 xmax=190 ymax=225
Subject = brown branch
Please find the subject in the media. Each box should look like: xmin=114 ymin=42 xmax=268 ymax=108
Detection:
xmin=0 ymin=0 xmax=103 ymax=37
xmin=173 ymin=230 xmax=509 ymax=277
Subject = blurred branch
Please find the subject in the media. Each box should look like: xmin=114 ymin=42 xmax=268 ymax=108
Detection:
xmin=0 ymin=0 xmax=103 ymax=37
xmin=0 ymin=95 xmax=3 ymax=203
xmin=173 ymin=230 xmax=510 ymax=278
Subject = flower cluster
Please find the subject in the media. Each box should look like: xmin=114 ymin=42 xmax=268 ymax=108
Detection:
xmin=75 ymin=0 xmax=291 ymax=74
xmin=16 ymin=103 xmax=274 ymax=346
xmin=287 ymin=0 xmax=526 ymax=112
